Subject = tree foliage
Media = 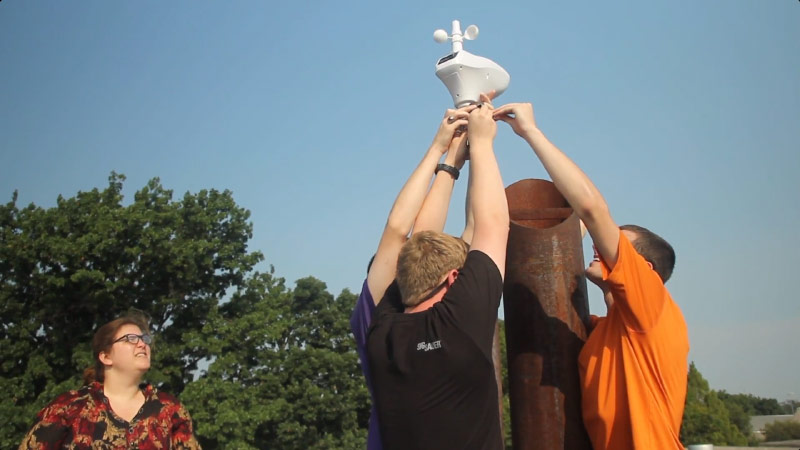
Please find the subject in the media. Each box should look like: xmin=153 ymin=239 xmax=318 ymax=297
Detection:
xmin=6 ymin=174 xmax=793 ymax=449
xmin=717 ymin=390 xmax=784 ymax=416
xmin=680 ymin=362 xmax=748 ymax=446
xmin=764 ymin=420 xmax=800 ymax=442
xmin=780 ymin=399 xmax=800 ymax=415
xmin=0 ymin=174 xmax=369 ymax=449
xmin=715 ymin=389 xmax=790 ymax=443
xmin=181 ymin=274 xmax=369 ymax=449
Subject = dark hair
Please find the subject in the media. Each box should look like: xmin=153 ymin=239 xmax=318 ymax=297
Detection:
xmin=82 ymin=312 xmax=151 ymax=385
xmin=367 ymin=254 xmax=375 ymax=275
xmin=620 ymin=224 xmax=675 ymax=283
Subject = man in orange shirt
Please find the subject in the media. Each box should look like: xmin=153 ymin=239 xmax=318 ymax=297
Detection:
xmin=493 ymin=101 xmax=689 ymax=449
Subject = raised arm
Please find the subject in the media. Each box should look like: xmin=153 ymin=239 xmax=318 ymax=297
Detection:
xmin=466 ymin=94 xmax=509 ymax=276
xmin=414 ymin=99 xmax=489 ymax=243
xmin=493 ymin=102 xmax=620 ymax=268
xmin=461 ymin=173 xmax=475 ymax=246
xmin=366 ymin=108 xmax=470 ymax=304
xmin=411 ymin=119 xmax=470 ymax=235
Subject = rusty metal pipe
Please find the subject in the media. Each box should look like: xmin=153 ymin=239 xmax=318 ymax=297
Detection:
xmin=503 ymin=179 xmax=592 ymax=449
xmin=492 ymin=321 xmax=504 ymax=446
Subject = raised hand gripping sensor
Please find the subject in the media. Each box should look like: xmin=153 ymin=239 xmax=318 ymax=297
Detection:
xmin=434 ymin=20 xmax=510 ymax=107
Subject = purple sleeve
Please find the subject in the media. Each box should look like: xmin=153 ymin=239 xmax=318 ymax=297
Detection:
xmin=350 ymin=279 xmax=375 ymax=349
xmin=350 ymin=280 xmax=384 ymax=450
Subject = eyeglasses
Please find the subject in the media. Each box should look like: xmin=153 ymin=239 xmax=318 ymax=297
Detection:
xmin=113 ymin=334 xmax=153 ymax=346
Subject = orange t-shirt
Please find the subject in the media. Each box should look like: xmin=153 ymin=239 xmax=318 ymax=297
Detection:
xmin=578 ymin=231 xmax=689 ymax=450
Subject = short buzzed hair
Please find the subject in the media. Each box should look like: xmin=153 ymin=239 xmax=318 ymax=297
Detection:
xmin=396 ymin=231 xmax=468 ymax=307
xmin=620 ymin=224 xmax=675 ymax=283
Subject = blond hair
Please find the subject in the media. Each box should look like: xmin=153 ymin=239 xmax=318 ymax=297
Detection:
xmin=396 ymin=231 xmax=468 ymax=307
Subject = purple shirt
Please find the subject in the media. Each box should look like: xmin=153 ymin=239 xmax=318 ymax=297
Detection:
xmin=350 ymin=279 xmax=383 ymax=450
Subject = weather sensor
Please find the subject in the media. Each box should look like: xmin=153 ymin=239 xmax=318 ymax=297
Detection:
xmin=433 ymin=20 xmax=510 ymax=107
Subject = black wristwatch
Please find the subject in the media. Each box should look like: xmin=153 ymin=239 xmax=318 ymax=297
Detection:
xmin=435 ymin=163 xmax=460 ymax=180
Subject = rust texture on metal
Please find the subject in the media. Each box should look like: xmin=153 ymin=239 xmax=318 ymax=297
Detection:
xmin=492 ymin=321 xmax=504 ymax=444
xmin=503 ymin=179 xmax=592 ymax=449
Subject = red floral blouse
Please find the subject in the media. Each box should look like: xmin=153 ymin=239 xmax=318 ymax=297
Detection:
xmin=18 ymin=381 xmax=201 ymax=450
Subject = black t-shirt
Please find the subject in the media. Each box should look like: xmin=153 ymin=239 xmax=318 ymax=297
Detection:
xmin=366 ymin=250 xmax=504 ymax=450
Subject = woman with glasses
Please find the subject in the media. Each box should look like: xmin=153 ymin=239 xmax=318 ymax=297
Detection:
xmin=18 ymin=313 xmax=201 ymax=449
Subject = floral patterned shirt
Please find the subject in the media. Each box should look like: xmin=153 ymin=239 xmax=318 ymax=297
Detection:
xmin=19 ymin=381 xmax=201 ymax=450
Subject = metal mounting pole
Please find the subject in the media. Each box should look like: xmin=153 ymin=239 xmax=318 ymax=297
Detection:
xmin=503 ymin=179 xmax=592 ymax=449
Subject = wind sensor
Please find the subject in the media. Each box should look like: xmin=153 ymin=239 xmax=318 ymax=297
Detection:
xmin=433 ymin=20 xmax=510 ymax=107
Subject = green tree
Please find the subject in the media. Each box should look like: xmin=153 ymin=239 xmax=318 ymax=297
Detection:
xmin=680 ymin=362 xmax=748 ymax=446
xmin=2 ymin=173 xmax=370 ymax=448
xmin=717 ymin=390 xmax=784 ymax=416
xmin=764 ymin=420 xmax=800 ymax=441
xmin=781 ymin=399 xmax=800 ymax=415
xmin=716 ymin=391 xmax=752 ymax=441
xmin=181 ymin=273 xmax=370 ymax=449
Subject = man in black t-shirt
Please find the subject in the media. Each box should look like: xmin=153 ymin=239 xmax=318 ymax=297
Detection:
xmin=367 ymin=96 xmax=509 ymax=450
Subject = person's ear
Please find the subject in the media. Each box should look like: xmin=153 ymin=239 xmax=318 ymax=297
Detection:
xmin=446 ymin=269 xmax=459 ymax=286
xmin=98 ymin=351 xmax=113 ymax=367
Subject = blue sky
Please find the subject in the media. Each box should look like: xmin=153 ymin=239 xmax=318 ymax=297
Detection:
xmin=1 ymin=1 xmax=798 ymax=401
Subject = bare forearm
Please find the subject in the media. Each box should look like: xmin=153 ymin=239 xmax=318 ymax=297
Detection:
xmin=412 ymin=173 xmax=453 ymax=234
xmin=467 ymin=138 xmax=509 ymax=278
xmin=461 ymin=173 xmax=475 ymax=245
xmin=521 ymin=128 xmax=608 ymax=223
xmin=520 ymin=126 xmax=620 ymax=265
xmin=469 ymin=139 xmax=508 ymax=233
xmin=494 ymin=101 xmax=619 ymax=265
xmin=369 ymin=107 xmax=473 ymax=302
xmin=385 ymin=146 xmax=443 ymax=236
xmin=412 ymin=147 xmax=463 ymax=234
xmin=464 ymin=97 xmax=509 ymax=274
xmin=369 ymin=145 xmax=442 ymax=300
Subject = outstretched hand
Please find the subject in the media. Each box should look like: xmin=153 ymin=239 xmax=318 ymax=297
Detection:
xmin=447 ymin=131 xmax=470 ymax=168
xmin=432 ymin=105 xmax=476 ymax=152
xmin=493 ymin=102 xmax=538 ymax=137
xmin=467 ymin=93 xmax=497 ymax=145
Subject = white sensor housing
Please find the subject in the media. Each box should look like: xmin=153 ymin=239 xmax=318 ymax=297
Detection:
xmin=433 ymin=20 xmax=510 ymax=107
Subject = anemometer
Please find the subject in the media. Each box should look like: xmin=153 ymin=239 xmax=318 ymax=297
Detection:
xmin=433 ymin=20 xmax=510 ymax=107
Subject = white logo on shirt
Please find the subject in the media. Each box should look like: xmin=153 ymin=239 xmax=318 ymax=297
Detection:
xmin=416 ymin=340 xmax=442 ymax=352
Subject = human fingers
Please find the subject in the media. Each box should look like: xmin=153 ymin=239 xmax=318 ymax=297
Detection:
xmin=449 ymin=119 xmax=469 ymax=134
xmin=434 ymin=111 xmax=470 ymax=151
xmin=468 ymin=102 xmax=497 ymax=136
xmin=479 ymin=92 xmax=495 ymax=108
xmin=453 ymin=123 xmax=468 ymax=138
xmin=494 ymin=102 xmax=537 ymax=135
xmin=494 ymin=103 xmax=535 ymax=127
xmin=457 ymin=104 xmax=479 ymax=114
xmin=494 ymin=114 xmax=513 ymax=125
xmin=446 ymin=109 xmax=471 ymax=125
xmin=476 ymin=99 xmax=495 ymax=122
xmin=449 ymin=132 xmax=468 ymax=150
xmin=492 ymin=103 xmax=521 ymax=118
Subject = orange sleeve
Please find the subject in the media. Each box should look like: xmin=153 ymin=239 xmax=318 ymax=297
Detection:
xmin=599 ymin=231 xmax=668 ymax=332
